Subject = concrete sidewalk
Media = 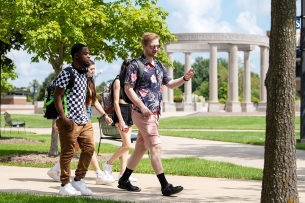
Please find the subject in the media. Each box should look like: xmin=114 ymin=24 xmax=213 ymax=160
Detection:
xmin=0 ymin=165 xmax=263 ymax=203
xmin=1 ymin=111 xmax=305 ymax=202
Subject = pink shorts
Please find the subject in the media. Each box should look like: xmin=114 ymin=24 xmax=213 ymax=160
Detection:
xmin=132 ymin=110 xmax=161 ymax=148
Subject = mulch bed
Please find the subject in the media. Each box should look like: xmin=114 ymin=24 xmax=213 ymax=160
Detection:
xmin=0 ymin=138 xmax=109 ymax=164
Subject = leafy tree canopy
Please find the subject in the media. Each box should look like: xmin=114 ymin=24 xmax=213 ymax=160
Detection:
xmin=0 ymin=0 xmax=176 ymax=76
xmin=1 ymin=56 xmax=18 ymax=92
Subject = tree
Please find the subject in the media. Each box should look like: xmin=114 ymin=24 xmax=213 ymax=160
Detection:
xmin=1 ymin=56 xmax=18 ymax=92
xmin=96 ymin=81 xmax=107 ymax=94
xmin=191 ymin=57 xmax=210 ymax=92
xmin=1 ymin=0 xmax=176 ymax=76
xmin=173 ymin=60 xmax=185 ymax=93
xmin=0 ymin=2 xmax=25 ymax=92
xmin=28 ymin=79 xmax=40 ymax=104
xmin=251 ymin=72 xmax=260 ymax=102
xmin=261 ymin=0 xmax=299 ymax=202
xmin=0 ymin=0 xmax=176 ymax=156
xmin=0 ymin=30 xmax=24 ymax=92
xmin=37 ymin=72 xmax=56 ymax=101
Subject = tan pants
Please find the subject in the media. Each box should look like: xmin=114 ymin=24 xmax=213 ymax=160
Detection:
xmin=56 ymin=119 xmax=95 ymax=184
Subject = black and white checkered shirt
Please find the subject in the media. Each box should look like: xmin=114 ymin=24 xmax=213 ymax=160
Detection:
xmin=56 ymin=66 xmax=88 ymax=125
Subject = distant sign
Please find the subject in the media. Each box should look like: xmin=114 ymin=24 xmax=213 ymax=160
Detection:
xmin=297 ymin=16 xmax=301 ymax=51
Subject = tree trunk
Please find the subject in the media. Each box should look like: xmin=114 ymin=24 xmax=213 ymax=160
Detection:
xmin=47 ymin=46 xmax=65 ymax=156
xmin=261 ymin=0 xmax=299 ymax=202
xmin=48 ymin=119 xmax=59 ymax=156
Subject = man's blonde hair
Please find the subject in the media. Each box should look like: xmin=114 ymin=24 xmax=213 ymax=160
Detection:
xmin=141 ymin=32 xmax=160 ymax=46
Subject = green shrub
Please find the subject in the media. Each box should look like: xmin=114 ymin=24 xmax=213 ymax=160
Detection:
xmin=251 ymin=96 xmax=260 ymax=103
xmin=174 ymin=95 xmax=183 ymax=102
xmin=218 ymin=98 xmax=227 ymax=104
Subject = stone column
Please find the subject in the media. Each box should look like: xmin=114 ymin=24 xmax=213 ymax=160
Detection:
xmin=168 ymin=67 xmax=174 ymax=103
xmin=163 ymin=52 xmax=176 ymax=112
xmin=184 ymin=52 xmax=194 ymax=111
xmin=227 ymin=44 xmax=241 ymax=112
xmin=208 ymin=44 xmax=219 ymax=112
xmin=227 ymin=52 xmax=231 ymax=102
xmin=241 ymin=50 xmax=253 ymax=112
xmin=257 ymin=46 xmax=268 ymax=112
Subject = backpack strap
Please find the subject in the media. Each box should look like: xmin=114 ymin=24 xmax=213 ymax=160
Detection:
xmin=64 ymin=67 xmax=75 ymax=93
xmin=62 ymin=67 xmax=75 ymax=116
xmin=134 ymin=58 xmax=145 ymax=89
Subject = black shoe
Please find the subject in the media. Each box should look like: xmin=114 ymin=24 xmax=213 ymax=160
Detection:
xmin=161 ymin=183 xmax=183 ymax=196
xmin=118 ymin=178 xmax=141 ymax=192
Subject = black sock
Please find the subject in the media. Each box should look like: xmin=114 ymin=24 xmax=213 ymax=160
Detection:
xmin=157 ymin=173 xmax=168 ymax=189
xmin=121 ymin=168 xmax=133 ymax=181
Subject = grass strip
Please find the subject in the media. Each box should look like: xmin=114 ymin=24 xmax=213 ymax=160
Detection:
xmin=159 ymin=116 xmax=300 ymax=130
xmin=158 ymin=130 xmax=305 ymax=150
xmin=0 ymin=132 xmax=262 ymax=180
xmin=128 ymin=157 xmax=262 ymax=180
xmin=0 ymin=191 xmax=134 ymax=203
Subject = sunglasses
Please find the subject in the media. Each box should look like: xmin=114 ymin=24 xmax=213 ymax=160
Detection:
xmin=148 ymin=45 xmax=161 ymax=50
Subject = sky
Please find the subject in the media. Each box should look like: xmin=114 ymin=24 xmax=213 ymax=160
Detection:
xmin=6 ymin=0 xmax=302 ymax=88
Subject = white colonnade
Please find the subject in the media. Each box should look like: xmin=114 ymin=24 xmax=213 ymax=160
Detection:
xmin=163 ymin=33 xmax=269 ymax=112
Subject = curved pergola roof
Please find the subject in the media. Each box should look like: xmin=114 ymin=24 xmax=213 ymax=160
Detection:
xmin=165 ymin=33 xmax=269 ymax=53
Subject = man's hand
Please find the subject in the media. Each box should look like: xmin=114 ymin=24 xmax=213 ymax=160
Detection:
xmin=53 ymin=123 xmax=58 ymax=132
xmin=140 ymin=106 xmax=152 ymax=117
xmin=62 ymin=117 xmax=73 ymax=131
xmin=184 ymin=68 xmax=195 ymax=81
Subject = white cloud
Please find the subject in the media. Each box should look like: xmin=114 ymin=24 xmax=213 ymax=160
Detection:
xmin=94 ymin=61 xmax=121 ymax=85
xmin=235 ymin=0 xmax=271 ymax=16
xmin=7 ymin=50 xmax=53 ymax=88
xmin=166 ymin=0 xmax=233 ymax=33
xmin=236 ymin=12 xmax=264 ymax=35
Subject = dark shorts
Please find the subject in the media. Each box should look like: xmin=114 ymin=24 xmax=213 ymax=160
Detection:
xmin=112 ymin=104 xmax=133 ymax=126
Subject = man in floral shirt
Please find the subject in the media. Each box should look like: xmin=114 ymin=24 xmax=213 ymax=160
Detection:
xmin=118 ymin=32 xmax=195 ymax=196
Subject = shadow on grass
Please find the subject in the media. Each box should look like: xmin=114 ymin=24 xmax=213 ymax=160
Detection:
xmin=0 ymin=150 xmax=47 ymax=157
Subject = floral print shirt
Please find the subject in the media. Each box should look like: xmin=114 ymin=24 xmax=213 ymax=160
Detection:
xmin=124 ymin=54 xmax=172 ymax=115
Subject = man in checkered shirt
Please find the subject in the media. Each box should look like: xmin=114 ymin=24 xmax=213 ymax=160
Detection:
xmin=54 ymin=43 xmax=94 ymax=196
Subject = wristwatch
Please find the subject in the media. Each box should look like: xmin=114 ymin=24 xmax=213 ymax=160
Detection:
xmin=102 ymin=113 xmax=107 ymax=118
xmin=183 ymin=76 xmax=189 ymax=81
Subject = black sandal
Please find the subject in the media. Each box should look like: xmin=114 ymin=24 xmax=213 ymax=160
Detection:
xmin=118 ymin=179 xmax=141 ymax=192
xmin=161 ymin=183 xmax=183 ymax=196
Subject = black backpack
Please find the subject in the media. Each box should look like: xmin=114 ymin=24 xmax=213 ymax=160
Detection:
xmin=119 ymin=58 xmax=145 ymax=104
xmin=100 ymin=58 xmax=145 ymax=113
xmin=43 ymin=67 xmax=75 ymax=119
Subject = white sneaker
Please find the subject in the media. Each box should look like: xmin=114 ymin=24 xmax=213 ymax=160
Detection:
xmin=96 ymin=174 xmax=115 ymax=185
xmin=102 ymin=162 xmax=115 ymax=182
xmin=47 ymin=169 xmax=60 ymax=182
xmin=118 ymin=174 xmax=137 ymax=182
xmin=71 ymin=179 xmax=92 ymax=196
xmin=59 ymin=183 xmax=81 ymax=196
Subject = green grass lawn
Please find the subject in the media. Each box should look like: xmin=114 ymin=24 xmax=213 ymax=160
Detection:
xmin=2 ymin=114 xmax=300 ymax=130
xmin=159 ymin=115 xmax=300 ymax=130
xmin=0 ymin=191 xmax=135 ymax=203
xmin=158 ymin=130 xmax=305 ymax=150
xmin=1 ymin=114 xmax=101 ymax=128
xmin=0 ymin=131 xmax=262 ymax=180
xmin=0 ymin=132 xmax=119 ymax=156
